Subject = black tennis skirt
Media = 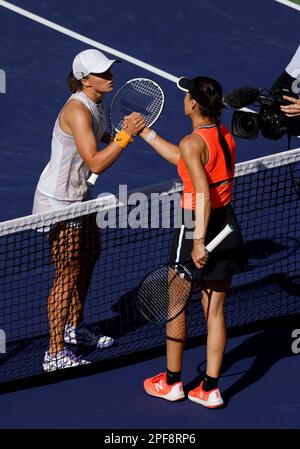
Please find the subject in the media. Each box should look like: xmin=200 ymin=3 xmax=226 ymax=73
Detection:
xmin=169 ymin=203 xmax=247 ymax=281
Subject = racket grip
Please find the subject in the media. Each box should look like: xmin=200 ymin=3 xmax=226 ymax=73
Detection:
xmin=205 ymin=224 xmax=235 ymax=254
xmin=87 ymin=173 xmax=99 ymax=187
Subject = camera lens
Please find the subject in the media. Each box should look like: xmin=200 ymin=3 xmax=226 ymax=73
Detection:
xmin=232 ymin=111 xmax=260 ymax=139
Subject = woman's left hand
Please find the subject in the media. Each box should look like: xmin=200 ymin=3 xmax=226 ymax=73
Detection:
xmin=192 ymin=241 xmax=209 ymax=269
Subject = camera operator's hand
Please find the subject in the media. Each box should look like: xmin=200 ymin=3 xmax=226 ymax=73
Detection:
xmin=281 ymin=95 xmax=300 ymax=117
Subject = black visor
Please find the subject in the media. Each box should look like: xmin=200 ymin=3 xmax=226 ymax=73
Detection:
xmin=177 ymin=77 xmax=193 ymax=93
xmin=177 ymin=76 xmax=207 ymax=106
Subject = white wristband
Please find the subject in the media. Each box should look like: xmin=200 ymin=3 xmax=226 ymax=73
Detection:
xmin=144 ymin=130 xmax=157 ymax=143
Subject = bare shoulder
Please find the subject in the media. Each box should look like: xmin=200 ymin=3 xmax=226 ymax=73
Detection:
xmin=61 ymin=99 xmax=92 ymax=127
xmin=179 ymin=133 xmax=206 ymax=155
xmin=63 ymin=99 xmax=91 ymax=117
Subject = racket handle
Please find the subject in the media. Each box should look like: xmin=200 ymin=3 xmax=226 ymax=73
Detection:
xmin=205 ymin=224 xmax=235 ymax=254
xmin=87 ymin=173 xmax=99 ymax=187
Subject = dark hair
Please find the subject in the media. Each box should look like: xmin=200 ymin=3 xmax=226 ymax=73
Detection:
xmin=67 ymin=70 xmax=84 ymax=93
xmin=191 ymin=76 xmax=232 ymax=174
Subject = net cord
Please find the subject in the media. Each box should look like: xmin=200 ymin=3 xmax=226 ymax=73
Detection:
xmin=1 ymin=146 xmax=300 ymax=236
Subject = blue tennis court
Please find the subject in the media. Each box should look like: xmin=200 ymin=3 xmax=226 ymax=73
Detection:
xmin=0 ymin=0 xmax=299 ymax=430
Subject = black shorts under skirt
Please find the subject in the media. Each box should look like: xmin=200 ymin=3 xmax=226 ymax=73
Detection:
xmin=169 ymin=203 xmax=247 ymax=281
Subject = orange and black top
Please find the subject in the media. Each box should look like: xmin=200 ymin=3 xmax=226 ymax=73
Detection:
xmin=177 ymin=125 xmax=236 ymax=210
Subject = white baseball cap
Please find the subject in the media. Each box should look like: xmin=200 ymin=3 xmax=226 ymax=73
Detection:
xmin=72 ymin=49 xmax=120 ymax=80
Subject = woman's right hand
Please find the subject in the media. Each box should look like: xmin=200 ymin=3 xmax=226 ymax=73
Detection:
xmin=122 ymin=112 xmax=146 ymax=136
xmin=281 ymin=95 xmax=300 ymax=117
xmin=192 ymin=240 xmax=209 ymax=269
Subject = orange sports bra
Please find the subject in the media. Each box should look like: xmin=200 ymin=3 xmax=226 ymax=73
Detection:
xmin=177 ymin=125 xmax=236 ymax=210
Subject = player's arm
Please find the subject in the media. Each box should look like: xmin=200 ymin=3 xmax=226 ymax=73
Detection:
xmin=64 ymin=102 xmax=145 ymax=175
xmin=139 ymin=127 xmax=180 ymax=165
xmin=179 ymin=134 xmax=211 ymax=268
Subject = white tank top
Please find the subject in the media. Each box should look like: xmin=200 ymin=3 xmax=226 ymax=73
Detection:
xmin=37 ymin=91 xmax=106 ymax=201
xmin=286 ymin=45 xmax=300 ymax=78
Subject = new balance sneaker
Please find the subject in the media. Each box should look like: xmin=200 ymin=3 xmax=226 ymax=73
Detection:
xmin=43 ymin=348 xmax=91 ymax=372
xmin=144 ymin=372 xmax=185 ymax=401
xmin=64 ymin=323 xmax=114 ymax=349
xmin=188 ymin=381 xmax=224 ymax=408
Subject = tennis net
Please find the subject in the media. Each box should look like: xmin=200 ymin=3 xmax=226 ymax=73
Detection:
xmin=0 ymin=148 xmax=300 ymax=386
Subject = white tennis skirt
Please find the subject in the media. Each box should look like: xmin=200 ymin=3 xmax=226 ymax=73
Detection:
xmin=32 ymin=188 xmax=93 ymax=232
xmin=32 ymin=189 xmax=78 ymax=215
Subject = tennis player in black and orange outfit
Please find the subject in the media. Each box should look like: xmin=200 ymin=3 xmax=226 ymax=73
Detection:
xmin=140 ymin=76 xmax=246 ymax=408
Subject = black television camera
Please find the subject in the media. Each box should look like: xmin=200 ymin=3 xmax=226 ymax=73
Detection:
xmin=224 ymin=85 xmax=300 ymax=140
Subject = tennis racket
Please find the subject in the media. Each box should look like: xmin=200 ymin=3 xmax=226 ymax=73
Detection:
xmin=136 ymin=224 xmax=235 ymax=324
xmin=87 ymin=78 xmax=165 ymax=187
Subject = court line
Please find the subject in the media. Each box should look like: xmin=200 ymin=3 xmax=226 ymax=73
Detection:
xmin=0 ymin=1 xmax=257 ymax=112
xmin=0 ymin=0 xmax=179 ymax=83
xmin=0 ymin=1 xmax=298 ymax=141
xmin=275 ymin=0 xmax=300 ymax=11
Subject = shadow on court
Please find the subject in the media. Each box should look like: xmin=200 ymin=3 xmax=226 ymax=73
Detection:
xmin=221 ymin=324 xmax=298 ymax=404
xmin=0 ymin=261 xmax=299 ymax=394
xmin=95 ymin=288 xmax=148 ymax=337
xmin=184 ymin=315 xmax=300 ymax=406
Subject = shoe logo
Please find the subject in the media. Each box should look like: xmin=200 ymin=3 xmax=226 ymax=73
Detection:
xmin=155 ymin=380 xmax=164 ymax=392
xmin=200 ymin=392 xmax=204 ymax=398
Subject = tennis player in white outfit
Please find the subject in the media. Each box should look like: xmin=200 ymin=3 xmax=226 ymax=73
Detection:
xmin=33 ymin=49 xmax=145 ymax=371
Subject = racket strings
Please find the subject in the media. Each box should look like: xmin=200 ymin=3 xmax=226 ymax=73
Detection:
xmin=137 ymin=265 xmax=192 ymax=323
xmin=138 ymin=283 xmax=185 ymax=321
xmin=110 ymin=80 xmax=164 ymax=131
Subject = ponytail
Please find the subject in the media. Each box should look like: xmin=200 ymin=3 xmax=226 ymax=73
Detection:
xmin=191 ymin=76 xmax=233 ymax=174
xmin=214 ymin=116 xmax=233 ymax=174
xmin=67 ymin=70 xmax=83 ymax=93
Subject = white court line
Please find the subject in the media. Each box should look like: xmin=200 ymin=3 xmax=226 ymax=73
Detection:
xmin=0 ymin=0 xmax=179 ymax=83
xmin=275 ymin=0 xmax=300 ymax=11
xmin=1 ymin=1 xmax=298 ymax=142
xmin=0 ymin=2 xmax=257 ymax=114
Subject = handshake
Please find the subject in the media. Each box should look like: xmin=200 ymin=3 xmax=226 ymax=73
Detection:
xmin=122 ymin=112 xmax=146 ymax=137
